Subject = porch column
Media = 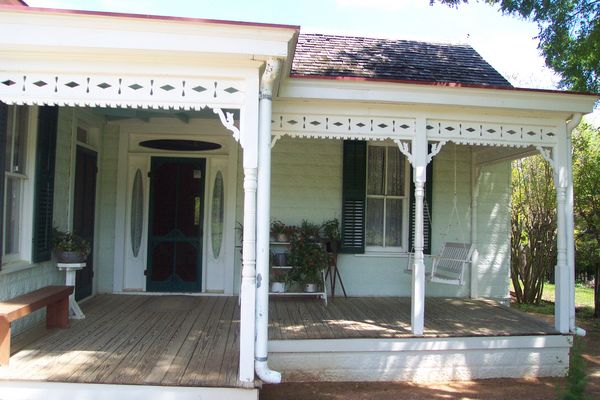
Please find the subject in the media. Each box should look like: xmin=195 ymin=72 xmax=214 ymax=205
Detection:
xmin=411 ymin=118 xmax=428 ymax=335
xmin=470 ymin=157 xmax=481 ymax=299
xmin=238 ymin=79 xmax=261 ymax=383
xmin=554 ymin=127 xmax=570 ymax=334
xmin=565 ymin=114 xmax=582 ymax=332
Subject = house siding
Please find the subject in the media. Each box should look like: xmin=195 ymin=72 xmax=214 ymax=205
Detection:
xmin=239 ymin=138 xmax=511 ymax=299
xmin=0 ymin=107 xmax=73 ymax=334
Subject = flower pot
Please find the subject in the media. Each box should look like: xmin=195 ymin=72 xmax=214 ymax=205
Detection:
xmin=303 ymin=283 xmax=318 ymax=293
xmin=55 ymin=250 xmax=87 ymax=263
xmin=276 ymin=233 xmax=289 ymax=242
xmin=270 ymin=281 xmax=286 ymax=293
xmin=273 ymin=252 xmax=288 ymax=266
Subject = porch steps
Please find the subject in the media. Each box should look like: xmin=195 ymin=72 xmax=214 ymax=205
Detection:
xmin=0 ymin=381 xmax=258 ymax=400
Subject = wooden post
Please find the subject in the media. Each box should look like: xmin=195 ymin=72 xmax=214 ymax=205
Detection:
xmin=554 ymin=127 xmax=570 ymax=334
xmin=238 ymin=81 xmax=260 ymax=383
xmin=470 ymin=156 xmax=481 ymax=299
xmin=410 ymin=118 xmax=428 ymax=336
xmin=0 ymin=317 xmax=9 ymax=365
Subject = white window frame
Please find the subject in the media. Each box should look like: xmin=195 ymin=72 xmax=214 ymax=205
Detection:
xmin=2 ymin=105 xmax=37 ymax=266
xmin=365 ymin=142 xmax=410 ymax=253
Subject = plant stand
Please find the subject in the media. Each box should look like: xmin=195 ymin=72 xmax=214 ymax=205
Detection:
xmin=56 ymin=263 xmax=86 ymax=319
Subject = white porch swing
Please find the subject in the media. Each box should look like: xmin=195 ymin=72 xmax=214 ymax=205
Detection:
xmin=406 ymin=145 xmax=475 ymax=286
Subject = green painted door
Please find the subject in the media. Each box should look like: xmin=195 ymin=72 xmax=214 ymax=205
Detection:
xmin=147 ymin=157 xmax=205 ymax=292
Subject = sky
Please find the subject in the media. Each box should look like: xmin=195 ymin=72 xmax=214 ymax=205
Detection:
xmin=22 ymin=0 xmax=599 ymax=123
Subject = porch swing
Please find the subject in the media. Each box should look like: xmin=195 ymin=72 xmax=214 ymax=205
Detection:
xmin=405 ymin=145 xmax=475 ymax=286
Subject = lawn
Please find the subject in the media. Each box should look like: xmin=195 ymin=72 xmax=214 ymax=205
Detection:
xmin=540 ymin=282 xmax=595 ymax=306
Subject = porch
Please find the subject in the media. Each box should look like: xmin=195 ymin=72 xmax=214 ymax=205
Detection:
xmin=0 ymin=294 xmax=562 ymax=388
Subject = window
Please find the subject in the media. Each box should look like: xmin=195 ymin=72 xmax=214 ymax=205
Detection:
xmin=341 ymin=140 xmax=431 ymax=255
xmin=3 ymin=106 xmax=29 ymax=262
xmin=365 ymin=145 xmax=408 ymax=250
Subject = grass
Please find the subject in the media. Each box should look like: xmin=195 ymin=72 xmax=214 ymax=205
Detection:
xmin=512 ymin=281 xmax=597 ymax=321
xmin=540 ymin=282 xmax=595 ymax=307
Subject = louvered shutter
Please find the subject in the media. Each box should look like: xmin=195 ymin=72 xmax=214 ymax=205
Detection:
xmin=340 ymin=140 xmax=367 ymax=254
xmin=0 ymin=103 xmax=7 ymax=270
xmin=408 ymin=160 xmax=434 ymax=255
xmin=32 ymin=106 xmax=58 ymax=263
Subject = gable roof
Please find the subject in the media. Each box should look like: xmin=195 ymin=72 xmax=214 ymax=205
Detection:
xmin=291 ymin=33 xmax=512 ymax=88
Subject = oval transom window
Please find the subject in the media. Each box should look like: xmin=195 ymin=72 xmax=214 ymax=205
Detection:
xmin=130 ymin=169 xmax=144 ymax=257
xmin=139 ymin=139 xmax=221 ymax=151
xmin=211 ymin=171 xmax=224 ymax=258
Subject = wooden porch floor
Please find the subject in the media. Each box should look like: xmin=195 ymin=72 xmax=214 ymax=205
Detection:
xmin=0 ymin=295 xmax=556 ymax=388
xmin=269 ymin=297 xmax=557 ymax=340
xmin=1 ymin=295 xmax=242 ymax=388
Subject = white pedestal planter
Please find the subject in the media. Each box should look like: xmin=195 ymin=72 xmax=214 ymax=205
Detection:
xmin=56 ymin=263 xmax=86 ymax=320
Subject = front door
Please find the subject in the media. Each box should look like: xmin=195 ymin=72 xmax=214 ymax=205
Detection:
xmin=73 ymin=146 xmax=97 ymax=301
xmin=147 ymin=157 xmax=205 ymax=292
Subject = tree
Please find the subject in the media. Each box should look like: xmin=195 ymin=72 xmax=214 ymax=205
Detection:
xmin=572 ymin=123 xmax=600 ymax=317
xmin=432 ymin=0 xmax=600 ymax=93
xmin=510 ymin=155 xmax=557 ymax=304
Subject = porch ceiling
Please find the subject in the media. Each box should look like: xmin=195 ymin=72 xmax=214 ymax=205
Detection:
xmin=89 ymin=107 xmax=240 ymax=123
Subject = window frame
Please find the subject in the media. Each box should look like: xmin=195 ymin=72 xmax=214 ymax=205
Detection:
xmin=2 ymin=105 xmax=37 ymax=266
xmin=364 ymin=142 xmax=410 ymax=253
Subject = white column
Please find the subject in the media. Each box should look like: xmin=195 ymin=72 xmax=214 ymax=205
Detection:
xmin=410 ymin=118 xmax=428 ymax=335
xmin=470 ymin=157 xmax=480 ymax=299
xmin=255 ymin=58 xmax=281 ymax=383
xmin=239 ymin=167 xmax=258 ymax=381
xmin=554 ymin=128 xmax=570 ymax=334
xmin=238 ymin=74 xmax=260 ymax=383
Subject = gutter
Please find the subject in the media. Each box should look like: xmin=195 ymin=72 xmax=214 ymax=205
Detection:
xmin=255 ymin=58 xmax=282 ymax=384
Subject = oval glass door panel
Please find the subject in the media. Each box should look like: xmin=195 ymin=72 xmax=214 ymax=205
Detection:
xmin=130 ymin=169 xmax=143 ymax=257
xmin=211 ymin=171 xmax=224 ymax=258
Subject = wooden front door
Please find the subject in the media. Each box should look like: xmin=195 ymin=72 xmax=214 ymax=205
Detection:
xmin=146 ymin=157 xmax=205 ymax=292
xmin=73 ymin=146 xmax=97 ymax=301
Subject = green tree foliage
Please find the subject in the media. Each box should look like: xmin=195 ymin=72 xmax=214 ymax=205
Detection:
xmin=432 ymin=0 xmax=600 ymax=93
xmin=572 ymin=123 xmax=600 ymax=317
xmin=511 ymin=155 xmax=556 ymax=304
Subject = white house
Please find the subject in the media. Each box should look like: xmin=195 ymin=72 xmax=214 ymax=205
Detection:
xmin=0 ymin=2 xmax=597 ymax=399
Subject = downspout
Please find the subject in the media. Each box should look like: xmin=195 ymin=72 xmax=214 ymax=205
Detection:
xmin=255 ymin=58 xmax=282 ymax=383
xmin=566 ymin=113 xmax=585 ymax=336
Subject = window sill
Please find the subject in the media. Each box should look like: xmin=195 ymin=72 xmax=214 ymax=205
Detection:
xmin=353 ymin=252 xmax=409 ymax=258
xmin=0 ymin=260 xmax=38 ymax=276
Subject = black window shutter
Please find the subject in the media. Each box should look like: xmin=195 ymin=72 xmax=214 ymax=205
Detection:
xmin=340 ymin=140 xmax=367 ymax=254
xmin=0 ymin=103 xmax=7 ymax=270
xmin=32 ymin=106 xmax=59 ymax=263
xmin=409 ymin=158 xmax=434 ymax=255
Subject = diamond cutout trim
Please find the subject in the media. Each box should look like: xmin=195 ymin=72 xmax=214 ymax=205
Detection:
xmin=161 ymin=84 xmax=175 ymax=91
xmin=65 ymin=81 xmax=79 ymax=88
xmin=333 ymin=122 xmax=344 ymax=127
xmin=310 ymin=121 xmax=321 ymax=126
xmin=2 ymin=80 xmax=16 ymax=86
xmin=97 ymin=82 xmax=111 ymax=89
xmin=192 ymin=86 xmax=206 ymax=93
xmin=33 ymin=80 xmax=47 ymax=87
xmin=129 ymin=84 xmax=143 ymax=90
xmin=378 ymin=123 xmax=388 ymax=128
xmin=224 ymin=87 xmax=239 ymax=94
xmin=356 ymin=122 xmax=366 ymax=128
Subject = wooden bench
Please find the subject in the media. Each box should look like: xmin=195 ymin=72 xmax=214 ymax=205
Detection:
xmin=0 ymin=285 xmax=74 ymax=366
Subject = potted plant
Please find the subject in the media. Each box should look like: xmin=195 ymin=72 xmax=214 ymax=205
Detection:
xmin=299 ymin=220 xmax=321 ymax=242
xmin=321 ymin=218 xmax=341 ymax=253
xmin=269 ymin=270 xmax=288 ymax=293
xmin=288 ymin=230 xmax=329 ymax=293
xmin=53 ymin=228 xmax=91 ymax=263
xmin=270 ymin=220 xmax=288 ymax=242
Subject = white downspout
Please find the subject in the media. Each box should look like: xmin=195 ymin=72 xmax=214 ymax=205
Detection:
xmin=566 ymin=113 xmax=584 ymax=336
xmin=255 ymin=58 xmax=282 ymax=384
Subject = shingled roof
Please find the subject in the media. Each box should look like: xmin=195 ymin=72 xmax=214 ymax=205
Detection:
xmin=292 ymin=33 xmax=512 ymax=87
